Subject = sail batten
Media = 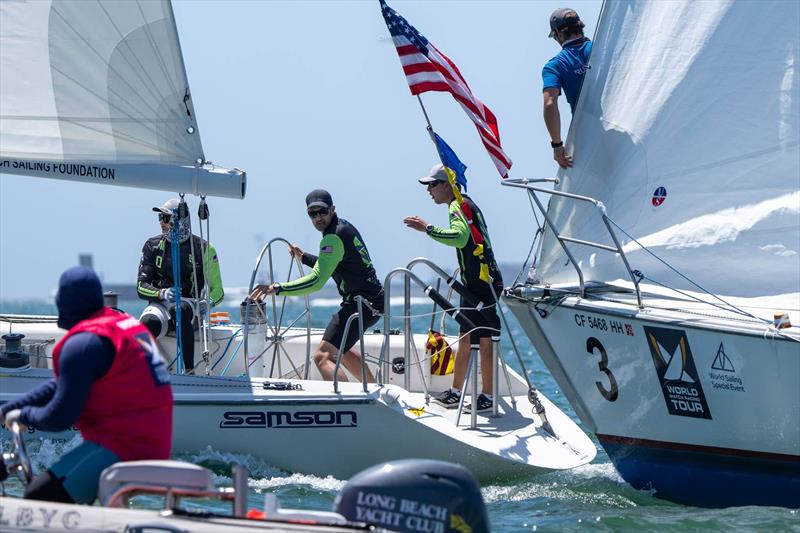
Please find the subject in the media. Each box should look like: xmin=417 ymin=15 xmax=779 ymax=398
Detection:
xmin=0 ymin=0 xmax=245 ymax=198
xmin=537 ymin=0 xmax=800 ymax=300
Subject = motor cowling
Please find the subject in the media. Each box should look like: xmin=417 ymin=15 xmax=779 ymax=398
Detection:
xmin=334 ymin=459 xmax=488 ymax=533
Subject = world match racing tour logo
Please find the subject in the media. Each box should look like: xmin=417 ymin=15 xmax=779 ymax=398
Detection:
xmin=644 ymin=326 xmax=712 ymax=419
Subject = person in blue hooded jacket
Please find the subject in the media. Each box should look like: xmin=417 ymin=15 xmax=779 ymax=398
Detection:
xmin=1 ymin=266 xmax=172 ymax=504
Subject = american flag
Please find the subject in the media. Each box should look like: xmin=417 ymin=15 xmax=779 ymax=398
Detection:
xmin=380 ymin=0 xmax=512 ymax=178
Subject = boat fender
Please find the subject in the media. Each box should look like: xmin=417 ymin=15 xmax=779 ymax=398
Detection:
xmin=334 ymin=459 xmax=488 ymax=533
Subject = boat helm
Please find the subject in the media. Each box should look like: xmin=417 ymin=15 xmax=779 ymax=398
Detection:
xmin=335 ymin=459 xmax=488 ymax=533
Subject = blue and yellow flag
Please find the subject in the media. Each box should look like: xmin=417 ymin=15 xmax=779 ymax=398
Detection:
xmin=433 ymin=132 xmax=467 ymax=192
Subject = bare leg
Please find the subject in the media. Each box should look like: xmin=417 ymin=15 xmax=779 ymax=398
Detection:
xmin=451 ymin=337 xmax=471 ymax=390
xmin=340 ymin=347 xmax=375 ymax=383
xmin=313 ymin=340 xmax=347 ymax=382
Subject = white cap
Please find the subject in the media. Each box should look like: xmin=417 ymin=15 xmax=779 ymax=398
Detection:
xmin=152 ymin=198 xmax=181 ymax=215
xmin=418 ymin=164 xmax=448 ymax=185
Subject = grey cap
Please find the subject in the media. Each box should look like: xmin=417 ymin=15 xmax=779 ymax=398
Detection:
xmin=152 ymin=198 xmax=181 ymax=215
xmin=418 ymin=163 xmax=448 ymax=185
xmin=549 ymin=8 xmax=580 ymax=37
xmin=305 ymin=189 xmax=333 ymax=209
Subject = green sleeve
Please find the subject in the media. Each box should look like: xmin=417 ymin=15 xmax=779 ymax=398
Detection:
xmin=207 ymin=243 xmax=224 ymax=307
xmin=278 ymin=234 xmax=344 ymax=296
xmin=429 ymin=202 xmax=469 ymax=248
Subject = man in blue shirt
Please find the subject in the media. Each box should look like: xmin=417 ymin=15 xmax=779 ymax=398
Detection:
xmin=542 ymin=8 xmax=592 ymax=169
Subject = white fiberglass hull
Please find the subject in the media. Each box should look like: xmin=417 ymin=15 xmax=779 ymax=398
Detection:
xmin=0 ymin=496 xmax=383 ymax=532
xmin=0 ymin=319 xmax=596 ymax=481
xmin=506 ymin=286 xmax=800 ymax=507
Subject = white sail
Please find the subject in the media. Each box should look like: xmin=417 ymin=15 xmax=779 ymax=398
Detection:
xmin=0 ymin=0 xmax=245 ymax=198
xmin=537 ymin=0 xmax=799 ymax=300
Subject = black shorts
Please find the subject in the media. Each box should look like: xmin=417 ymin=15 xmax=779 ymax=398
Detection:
xmin=323 ymin=296 xmax=384 ymax=353
xmin=459 ymin=282 xmax=502 ymax=344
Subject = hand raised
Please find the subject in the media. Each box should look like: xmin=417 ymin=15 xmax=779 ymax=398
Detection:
xmin=553 ymin=146 xmax=573 ymax=169
xmin=403 ymin=216 xmax=428 ymax=232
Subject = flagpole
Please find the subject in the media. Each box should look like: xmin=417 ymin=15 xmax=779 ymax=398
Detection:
xmin=416 ymin=95 xmax=433 ymax=131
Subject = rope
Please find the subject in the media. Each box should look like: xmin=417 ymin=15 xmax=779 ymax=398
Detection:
xmin=170 ymin=198 xmax=184 ymax=374
xmin=196 ymin=196 xmax=212 ymax=373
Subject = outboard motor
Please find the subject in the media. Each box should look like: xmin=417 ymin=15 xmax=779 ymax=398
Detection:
xmin=1 ymin=333 xmax=30 ymax=370
xmin=335 ymin=459 xmax=489 ymax=533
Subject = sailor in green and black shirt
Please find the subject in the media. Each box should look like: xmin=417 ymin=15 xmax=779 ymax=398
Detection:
xmin=250 ymin=190 xmax=384 ymax=382
xmin=138 ymin=198 xmax=224 ymax=373
xmin=404 ymin=164 xmax=503 ymax=414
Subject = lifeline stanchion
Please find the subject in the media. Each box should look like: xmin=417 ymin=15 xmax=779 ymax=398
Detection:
xmin=455 ymin=342 xmax=481 ymax=430
xmin=492 ymin=336 xmax=500 ymax=417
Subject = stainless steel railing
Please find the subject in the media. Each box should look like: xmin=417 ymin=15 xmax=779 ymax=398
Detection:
xmin=501 ymin=178 xmax=643 ymax=308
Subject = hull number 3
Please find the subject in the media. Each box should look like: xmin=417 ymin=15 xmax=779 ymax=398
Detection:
xmin=587 ymin=337 xmax=618 ymax=401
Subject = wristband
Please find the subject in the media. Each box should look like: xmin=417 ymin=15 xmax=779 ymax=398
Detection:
xmin=551 ymin=141 xmax=564 ymax=148
xmin=425 ymin=224 xmax=434 ymax=235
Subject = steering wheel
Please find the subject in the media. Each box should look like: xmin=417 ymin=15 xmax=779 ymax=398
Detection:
xmin=1 ymin=422 xmax=33 ymax=485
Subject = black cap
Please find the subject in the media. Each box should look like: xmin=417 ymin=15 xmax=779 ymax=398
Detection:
xmin=305 ymin=189 xmax=333 ymax=209
xmin=549 ymin=8 xmax=580 ymax=37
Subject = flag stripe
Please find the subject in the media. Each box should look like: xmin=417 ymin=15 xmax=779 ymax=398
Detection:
xmin=381 ymin=0 xmax=511 ymax=177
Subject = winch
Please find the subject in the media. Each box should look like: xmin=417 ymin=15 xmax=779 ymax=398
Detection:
xmin=1 ymin=333 xmax=30 ymax=370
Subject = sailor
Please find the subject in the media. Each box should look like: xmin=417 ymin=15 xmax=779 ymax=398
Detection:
xmin=0 ymin=266 xmax=173 ymax=504
xmin=542 ymin=7 xmax=592 ymax=169
xmin=404 ymin=165 xmax=503 ymax=413
xmin=249 ymin=189 xmax=384 ymax=382
xmin=137 ymin=198 xmax=224 ymax=373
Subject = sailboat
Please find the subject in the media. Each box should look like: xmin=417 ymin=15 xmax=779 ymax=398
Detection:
xmin=503 ymin=0 xmax=799 ymax=507
xmin=0 ymin=0 xmax=596 ymax=481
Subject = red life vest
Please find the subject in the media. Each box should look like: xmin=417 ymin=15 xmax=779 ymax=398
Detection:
xmin=52 ymin=307 xmax=173 ymax=461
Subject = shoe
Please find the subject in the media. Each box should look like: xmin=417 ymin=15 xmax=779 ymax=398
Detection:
xmin=433 ymin=389 xmax=461 ymax=409
xmin=464 ymin=393 xmax=493 ymax=414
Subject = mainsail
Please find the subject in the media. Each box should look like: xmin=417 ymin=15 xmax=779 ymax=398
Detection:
xmin=0 ymin=0 xmax=245 ymax=199
xmin=537 ymin=0 xmax=799 ymax=300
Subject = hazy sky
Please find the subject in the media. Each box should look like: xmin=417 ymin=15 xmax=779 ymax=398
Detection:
xmin=0 ymin=0 xmax=601 ymax=299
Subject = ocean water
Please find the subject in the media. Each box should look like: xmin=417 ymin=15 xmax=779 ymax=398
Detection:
xmin=1 ymin=298 xmax=798 ymax=532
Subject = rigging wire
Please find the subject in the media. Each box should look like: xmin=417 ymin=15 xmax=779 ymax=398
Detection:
xmin=606 ymin=217 xmax=770 ymax=322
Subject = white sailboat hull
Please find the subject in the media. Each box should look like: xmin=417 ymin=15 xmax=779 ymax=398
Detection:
xmin=0 ymin=496 xmax=372 ymax=533
xmin=506 ymin=288 xmax=800 ymax=507
xmin=0 ymin=319 xmax=596 ymax=481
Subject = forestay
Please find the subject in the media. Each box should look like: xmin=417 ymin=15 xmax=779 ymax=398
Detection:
xmin=0 ymin=0 xmax=245 ymax=198
xmin=537 ymin=0 xmax=799 ymax=302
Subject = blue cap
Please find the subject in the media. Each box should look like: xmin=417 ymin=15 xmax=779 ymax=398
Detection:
xmin=55 ymin=266 xmax=104 ymax=329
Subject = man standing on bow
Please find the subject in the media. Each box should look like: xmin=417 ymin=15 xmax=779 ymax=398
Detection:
xmin=137 ymin=198 xmax=224 ymax=374
xmin=542 ymin=8 xmax=592 ymax=169
xmin=1 ymin=266 xmax=173 ymax=504
xmin=250 ymin=190 xmax=384 ymax=383
xmin=404 ymin=164 xmax=503 ymax=413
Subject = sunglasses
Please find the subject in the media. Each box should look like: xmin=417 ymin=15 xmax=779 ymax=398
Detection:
xmin=307 ymin=208 xmax=330 ymax=219
xmin=158 ymin=213 xmax=172 ymax=223
xmin=426 ymin=181 xmax=444 ymax=189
